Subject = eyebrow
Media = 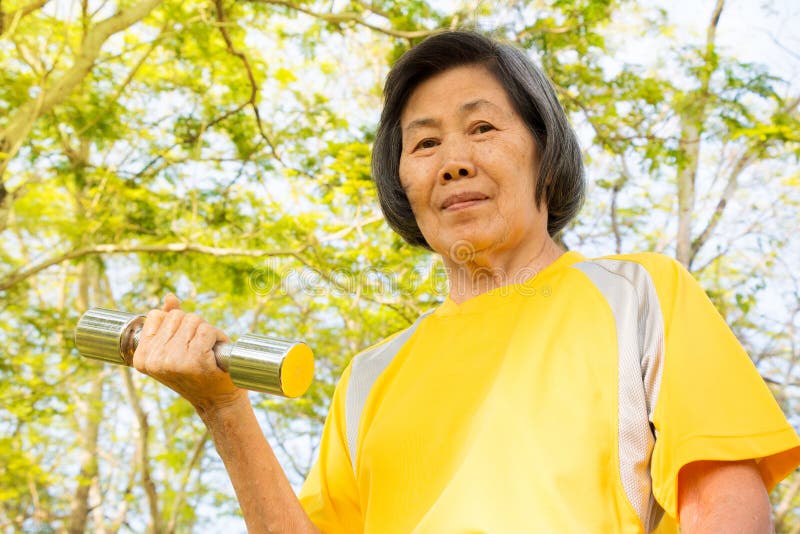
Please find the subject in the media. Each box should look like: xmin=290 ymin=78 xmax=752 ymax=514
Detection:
xmin=404 ymin=117 xmax=439 ymax=134
xmin=403 ymin=99 xmax=499 ymax=135
xmin=460 ymin=98 xmax=495 ymax=114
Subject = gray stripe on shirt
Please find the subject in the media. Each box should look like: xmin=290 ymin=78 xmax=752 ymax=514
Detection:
xmin=572 ymin=259 xmax=666 ymax=531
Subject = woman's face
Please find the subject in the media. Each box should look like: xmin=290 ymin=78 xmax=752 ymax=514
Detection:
xmin=398 ymin=64 xmax=549 ymax=265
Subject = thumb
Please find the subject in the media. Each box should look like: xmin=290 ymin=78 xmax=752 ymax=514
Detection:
xmin=162 ymin=293 xmax=182 ymax=312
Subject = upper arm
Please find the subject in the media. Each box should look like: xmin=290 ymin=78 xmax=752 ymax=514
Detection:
xmin=298 ymin=365 xmax=363 ymax=532
xmin=645 ymin=255 xmax=800 ymax=515
xmin=677 ymin=459 xmax=772 ymax=533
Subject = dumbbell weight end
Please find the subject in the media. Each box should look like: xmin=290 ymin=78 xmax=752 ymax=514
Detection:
xmin=74 ymin=308 xmax=313 ymax=398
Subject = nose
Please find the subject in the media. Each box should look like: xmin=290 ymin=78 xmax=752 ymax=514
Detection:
xmin=438 ymin=140 xmax=476 ymax=183
xmin=441 ymin=166 xmax=473 ymax=181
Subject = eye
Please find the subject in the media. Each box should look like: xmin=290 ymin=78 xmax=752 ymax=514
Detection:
xmin=414 ymin=138 xmax=439 ymax=151
xmin=472 ymin=123 xmax=495 ymax=134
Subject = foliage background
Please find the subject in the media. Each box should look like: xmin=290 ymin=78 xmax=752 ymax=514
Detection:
xmin=1 ymin=0 xmax=798 ymax=531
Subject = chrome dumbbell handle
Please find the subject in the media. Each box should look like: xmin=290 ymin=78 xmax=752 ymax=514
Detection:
xmin=74 ymin=308 xmax=314 ymax=398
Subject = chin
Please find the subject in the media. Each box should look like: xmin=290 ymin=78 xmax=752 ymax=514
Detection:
xmin=436 ymin=233 xmax=496 ymax=262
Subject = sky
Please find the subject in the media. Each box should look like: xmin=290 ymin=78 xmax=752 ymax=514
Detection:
xmin=657 ymin=0 xmax=800 ymax=87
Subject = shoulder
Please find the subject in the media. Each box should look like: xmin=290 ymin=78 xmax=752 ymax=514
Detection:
xmin=579 ymin=252 xmax=679 ymax=273
xmin=571 ymin=252 xmax=687 ymax=290
xmin=568 ymin=252 xmax=703 ymax=334
xmin=348 ymin=309 xmax=434 ymax=383
xmin=350 ymin=319 xmax=419 ymax=367
xmin=327 ymin=327 xmax=413 ymax=408
xmin=351 ymin=314 xmax=427 ymax=366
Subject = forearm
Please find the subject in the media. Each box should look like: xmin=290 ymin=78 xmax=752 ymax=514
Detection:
xmin=678 ymin=460 xmax=772 ymax=534
xmin=199 ymin=395 xmax=320 ymax=534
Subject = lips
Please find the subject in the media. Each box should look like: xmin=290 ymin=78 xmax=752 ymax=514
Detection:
xmin=441 ymin=191 xmax=489 ymax=210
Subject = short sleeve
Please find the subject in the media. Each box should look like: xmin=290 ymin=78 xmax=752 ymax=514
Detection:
xmin=648 ymin=257 xmax=800 ymax=518
xmin=298 ymin=364 xmax=364 ymax=533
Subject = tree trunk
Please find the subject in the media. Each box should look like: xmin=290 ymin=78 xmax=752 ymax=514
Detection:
xmin=0 ymin=0 xmax=164 ymax=230
xmin=65 ymin=375 xmax=104 ymax=534
xmin=675 ymin=121 xmax=699 ymax=267
xmin=674 ymin=0 xmax=724 ymax=268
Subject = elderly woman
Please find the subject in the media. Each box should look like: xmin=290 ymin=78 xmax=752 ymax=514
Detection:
xmin=133 ymin=31 xmax=800 ymax=533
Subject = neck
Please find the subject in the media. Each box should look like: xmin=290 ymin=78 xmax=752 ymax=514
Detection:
xmin=443 ymin=236 xmax=563 ymax=304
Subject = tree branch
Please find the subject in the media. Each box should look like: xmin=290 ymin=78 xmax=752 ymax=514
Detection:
xmin=690 ymin=217 xmax=760 ymax=275
xmin=263 ymin=408 xmax=308 ymax=481
xmin=0 ymin=242 xmax=307 ymax=292
xmin=213 ymin=0 xmax=286 ymax=166
xmin=0 ymin=0 xmax=164 ymax=181
xmin=706 ymin=0 xmax=724 ymax=51
xmin=107 ymin=451 xmax=137 ymax=534
xmin=26 ymin=472 xmax=44 ymax=526
xmin=0 ymin=0 xmax=49 ymax=38
xmin=610 ymin=156 xmax=634 ymax=254
xmin=292 ymin=252 xmax=420 ymax=323
xmin=775 ymin=473 xmax=800 ymax=526
xmin=689 ymin=150 xmax=753 ymax=259
xmin=317 ymin=214 xmax=384 ymax=244
xmin=65 ymin=376 xmax=104 ymax=534
xmin=165 ymin=429 xmax=209 ymax=534
xmin=247 ymin=0 xmax=437 ymax=39
xmin=675 ymin=0 xmax=725 ymax=267
xmin=690 ymin=93 xmax=799 ymax=262
xmin=12 ymin=39 xmax=46 ymax=75
xmin=122 ymin=368 xmax=161 ymax=532
xmin=76 ymin=21 xmax=168 ymax=138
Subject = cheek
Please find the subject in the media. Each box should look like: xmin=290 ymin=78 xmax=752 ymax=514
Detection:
xmin=403 ymin=188 xmax=426 ymax=221
xmin=398 ymin=162 xmax=430 ymax=207
xmin=510 ymin=142 xmax=538 ymax=200
xmin=398 ymin=161 xmax=416 ymax=197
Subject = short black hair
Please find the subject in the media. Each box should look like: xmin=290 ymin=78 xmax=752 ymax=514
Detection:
xmin=372 ymin=30 xmax=585 ymax=249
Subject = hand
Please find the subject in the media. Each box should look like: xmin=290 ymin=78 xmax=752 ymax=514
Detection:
xmin=132 ymin=294 xmax=247 ymax=415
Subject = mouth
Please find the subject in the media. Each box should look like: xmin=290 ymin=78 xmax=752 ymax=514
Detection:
xmin=441 ymin=191 xmax=489 ymax=211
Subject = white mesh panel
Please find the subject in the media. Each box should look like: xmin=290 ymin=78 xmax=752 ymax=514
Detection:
xmin=572 ymin=260 xmax=665 ymax=531
xmin=345 ymin=312 xmax=432 ymax=472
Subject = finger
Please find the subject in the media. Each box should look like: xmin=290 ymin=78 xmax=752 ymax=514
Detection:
xmin=189 ymin=322 xmax=223 ymax=372
xmin=162 ymin=293 xmax=182 ymax=313
xmin=216 ymin=327 xmax=231 ymax=344
xmin=150 ymin=308 xmax=184 ymax=350
xmin=140 ymin=309 xmax=166 ymax=340
xmin=169 ymin=313 xmax=203 ymax=357
xmin=132 ymin=309 xmax=166 ymax=371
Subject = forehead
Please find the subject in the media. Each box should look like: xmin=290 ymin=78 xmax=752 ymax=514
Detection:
xmin=400 ymin=64 xmax=515 ymax=127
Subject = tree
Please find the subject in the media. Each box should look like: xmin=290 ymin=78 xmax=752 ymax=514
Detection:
xmin=1 ymin=0 xmax=797 ymax=531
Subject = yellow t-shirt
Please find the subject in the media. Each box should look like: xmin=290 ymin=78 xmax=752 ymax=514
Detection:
xmin=298 ymin=251 xmax=800 ymax=533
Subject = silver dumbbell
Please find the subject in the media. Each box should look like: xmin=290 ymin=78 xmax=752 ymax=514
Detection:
xmin=74 ymin=308 xmax=314 ymax=398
